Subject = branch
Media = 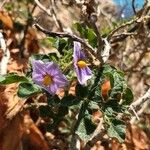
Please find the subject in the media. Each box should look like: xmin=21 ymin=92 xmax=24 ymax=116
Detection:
xmin=50 ymin=0 xmax=63 ymax=31
xmin=130 ymin=99 xmax=150 ymax=123
xmin=132 ymin=0 xmax=136 ymax=15
xmin=34 ymin=0 xmax=51 ymax=17
xmin=34 ymin=23 xmax=100 ymax=65
xmin=107 ymin=17 xmax=138 ymax=41
xmin=108 ymin=0 xmax=150 ymax=43
xmin=0 ymin=0 xmax=8 ymax=10
xmin=124 ymin=50 xmax=149 ymax=72
xmin=130 ymin=88 xmax=150 ymax=112
xmin=101 ymin=38 xmax=111 ymax=63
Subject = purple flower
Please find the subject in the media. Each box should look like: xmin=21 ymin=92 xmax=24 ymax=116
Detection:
xmin=32 ymin=60 xmax=68 ymax=95
xmin=73 ymin=42 xmax=92 ymax=85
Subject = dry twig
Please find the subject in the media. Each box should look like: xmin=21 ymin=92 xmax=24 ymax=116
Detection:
xmin=130 ymin=88 xmax=150 ymax=123
xmin=34 ymin=23 xmax=100 ymax=65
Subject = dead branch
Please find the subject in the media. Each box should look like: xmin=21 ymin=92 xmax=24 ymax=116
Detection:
xmin=130 ymin=99 xmax=150 ymax=123
xmin=107 ymin=17 xmax=139 ymax=41
xmin=34 ymin=23 xmax=100 ymax=65
xmin=34 ymin=0 xmax=52 ymax=17
xmin=124 ymin=50 xmax=149 ymax=72
xmin=132 ymin=0 xmax=136 ymax=15
xmin=129 ymin=89 xmax=150 ymax=120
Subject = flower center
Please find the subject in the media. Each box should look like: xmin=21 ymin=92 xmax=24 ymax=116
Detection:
xmin=77 ymin=60 xmax=87 ymax=68
xmin=43 ymin=74 xmax=53 ymax=86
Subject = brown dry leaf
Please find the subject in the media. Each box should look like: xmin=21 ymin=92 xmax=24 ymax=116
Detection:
xmin=111 ymin=124 xmax=150 ymax=150
xmin=0 ymin=11 xmax=13 ymax=29
xmin=130 ymin=125 xmax=150 ymax=150
xmin=0 ymin=83 xmax=25 ymax=150
xmin=0 ymin=85 xmax=8 ymax=130
xmin=7 ymin=57 xmax=28 ymax=73
xmin=111 ymin=139 xmax=122 ymax=150
xmin=0 ymin=84 xmax=25 ymax=130
xmin=24 ymin=27 xmax=40 ymax=57
xmin=91 ymin=141 xmax=105 ymax=150
xmin=22 ymin=113 xmax=49 ymax=150
xmin=0 ymin=83 xmax=48 ymax=150
xmin=0 ymin=115 xmax=23 ymax=150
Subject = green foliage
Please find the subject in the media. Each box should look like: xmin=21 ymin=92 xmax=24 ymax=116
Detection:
xmin=47 ymin=93 xmax=81 ymax=107
xmin=45 ymin=37 xmax=72 ymax=55
xmin=61 ymin=95 xmax=81 ymax=106
xmin=122 ymin=88 xmax=134 ymax=105
xmin=74 ymin=22 xmax=97 ymax=48
xmin=75 ymin=83 xmax=88 ymax=98
xmin=18 ymin=82 xmax=41 ymax=98
xmin=0 ymin=15 xmax=134 ymax=144
xmin=91 ymin=64 xmax=133 ymax=142
xmin=107 ymin=119 xmax=126 ymax=143
xmin=75 ymin=114 xmax=96 ymax=142
xmin=30 ymin=53 xmax=59 ymax=63
xmin=0 ymin=73 xmax=28 ymax=84
xmin=4 ymin=2 xmax=14 ymax=11
xmin=46 ymin=106 xmax=69 ymax=131
xmin=39 ymin=105 xmax=54 ymax=117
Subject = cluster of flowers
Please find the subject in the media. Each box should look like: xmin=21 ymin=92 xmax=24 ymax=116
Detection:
xmin=32 ymin=42 xmax=92 ymax=95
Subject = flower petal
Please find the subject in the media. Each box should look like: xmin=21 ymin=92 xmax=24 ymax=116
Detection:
xmin=75 ymin=66 xmax=92 ymax=85
xmin=32 ymin=60 xmax=68 ymax=95
xmin=32 ymin=60 xmax=45 ymax=75
xmin=45 ymin=62 xmax=60 ymax=76
xmin=54 ymin=74 xmax=68 ymax=87
xmin=32 ymin=73 xmax=43 ymax=84
xmin=48 ymin=83 xmax=58 ymax=95
xmin=73 ymin=42 xmax=85 ymax=62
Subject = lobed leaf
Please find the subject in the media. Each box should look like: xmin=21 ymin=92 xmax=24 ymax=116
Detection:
xmin=0 ymin=73 xmax=29 ymax=84
xmin=17 ymin=82 xmax=41 ymax=98
xmin=75 ymin=115 xmax=96 ymax=142
xmin=107 ymin=119 xmax=126 ymax=143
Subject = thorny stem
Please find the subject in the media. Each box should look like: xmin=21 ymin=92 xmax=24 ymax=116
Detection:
xmin=71 ymin=66 xmax=104 ymax=141
xmin=34 ymin=23 xmax=100 ymax=64
xmin=108 ymin=0 xmax=150 ymax=43
xmin=34 ymin=0 xmax=51 ymax=17
xmin=107 ymin=17 xmax=139 ymax=42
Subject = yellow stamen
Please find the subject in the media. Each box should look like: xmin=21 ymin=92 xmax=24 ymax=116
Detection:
xmin=43 ymin=74 xmax=53 ymax=86
xmin=77 ymin=60 xmax=87 ymax=68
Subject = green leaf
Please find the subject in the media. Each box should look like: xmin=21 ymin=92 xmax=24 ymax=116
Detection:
xmin=0 ymin=73 xmax=29 ymax=84
xmin=52 ymin=38 xmax=69 ymax=55
xmin=85 ymin=28 xmax=97 ymax=48
xmin=30 ymin=53 xmax=59 ymax=63
xmin=39 ymin=105 xmax=54 ymax=117
xmin=46 ymin=106 xmax=69 ymax=131
xmin=104 ymin=107 xmax=114 ymax=117
xmin=104 ymin=100 xmax=122 ymax=115
xmin=61 ymin=95 xmax=81 ymax=106
xmin=75 ymin=84 xmax=88 ymax=98
xmin=107 ymin=119 xmax=126 ymax=143
xmin=89 ymin=101 xmax=100 ymax=110
xmin=122 ymin=88 xmax=134 ymax=105
xmin=75 ymin=115 xmax=96 ymax=142
xmin=74 ymin=22 xmax=85 ymax=37
xmin=17 ymin=82 xmax=41 ymax=98
xmin=74 ymin=22 xmax=97 ymax=48
xmin=47 ymin=94 xmax=61 ymax=106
